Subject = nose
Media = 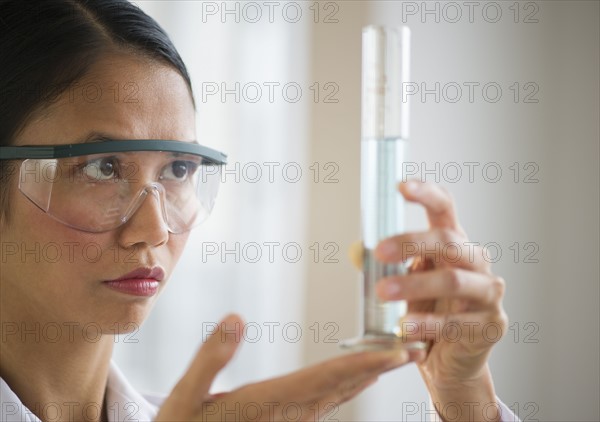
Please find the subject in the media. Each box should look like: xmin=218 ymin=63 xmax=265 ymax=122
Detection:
xmin=117 ymin=185 xmax=169 ymax=248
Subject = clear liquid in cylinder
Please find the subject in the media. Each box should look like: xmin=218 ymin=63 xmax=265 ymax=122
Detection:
xmin=341 ymin=137 xmax=426 ymax=350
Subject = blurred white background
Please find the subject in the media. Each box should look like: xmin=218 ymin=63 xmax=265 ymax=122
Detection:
xmin=113 ymin=1 xmax=599 ymax=421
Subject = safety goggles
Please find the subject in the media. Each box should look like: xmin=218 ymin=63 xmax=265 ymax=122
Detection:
xmin=0 ymin=140 xmax=227 ymax=234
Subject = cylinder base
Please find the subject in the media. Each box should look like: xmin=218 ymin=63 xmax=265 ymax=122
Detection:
xmin=340 ymin=334 xmax=427 ymax=352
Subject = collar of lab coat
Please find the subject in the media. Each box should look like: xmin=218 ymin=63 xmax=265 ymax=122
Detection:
xmin=0 ymin=360 xmax=163 ymax=422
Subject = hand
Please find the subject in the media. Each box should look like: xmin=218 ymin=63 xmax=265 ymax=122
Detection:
xmin=349 ymin=180 xmax=508 ymax=421
xmin=155 ymin=314 xmax=414 ymax=422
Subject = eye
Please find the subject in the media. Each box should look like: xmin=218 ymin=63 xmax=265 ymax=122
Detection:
xmin=81 ymin=157 xmax=119 ymax=181
xmin=161 ymin=160 xmax=199 ymax=181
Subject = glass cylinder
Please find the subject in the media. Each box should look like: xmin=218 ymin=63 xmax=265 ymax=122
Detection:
xmin=341 ymin=25 xmax=426 ymax=351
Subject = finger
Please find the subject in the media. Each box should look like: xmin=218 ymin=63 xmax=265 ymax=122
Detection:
xmin=216 ymin=351 xmax=409 ymax=421
xmin=218 ymin=377 xmax=378 ymax=422
xmin=302 ymin=349 xmax=410 ymax=394
xmin=399 ymin=180 xmax=466 ymax=236
xmin=348 ymin=240 xmax=363 ymax=270
xmin=170 ymin=314 xmax=244 ymax=405
xmin=220 ymin=361 xmax=383 ymax=421
xmin=375 ymin=228 xmax=491 ymax=273
xmin=376 ymin=268 xmax=503 ymax=307
xmin=305 ymin=350 xmax=408 ymax=400
xmin=239 ymin=349 xmax=410 ymax=406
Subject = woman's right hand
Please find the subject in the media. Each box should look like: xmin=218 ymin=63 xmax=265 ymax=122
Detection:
xmin=155 ymin=314 xmax=414 ymax=422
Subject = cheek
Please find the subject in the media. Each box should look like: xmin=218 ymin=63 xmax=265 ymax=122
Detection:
xmin=3 ymin=191 xmax=109 ymax=281
xmin=1 ymin=194 xmax=107 ymax=319
xmin=3 ymin=185 xmax=190 ymax=287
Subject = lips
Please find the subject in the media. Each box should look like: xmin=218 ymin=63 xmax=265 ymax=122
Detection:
xmin=103 ymin=267 xmax=165 ymax=297
xmin=107 ymin=267 xmax=165 ymax=283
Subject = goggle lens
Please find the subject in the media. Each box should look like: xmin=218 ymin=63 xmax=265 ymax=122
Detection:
xmin=17 ymin=152 xmax=222 ymax=233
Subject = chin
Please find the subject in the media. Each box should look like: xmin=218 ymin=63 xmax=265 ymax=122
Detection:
xmin=92 ymin=302 xmax=155 ymax=335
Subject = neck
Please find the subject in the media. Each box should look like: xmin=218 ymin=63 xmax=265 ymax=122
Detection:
xmin=0 ymin=311 xmax=114 ymax=422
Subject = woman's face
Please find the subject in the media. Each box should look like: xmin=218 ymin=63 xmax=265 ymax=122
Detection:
xmin=0 ymin=53 xmax=196 ymax=332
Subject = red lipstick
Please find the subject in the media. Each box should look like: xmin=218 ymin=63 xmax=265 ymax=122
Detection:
xmin=103 ymin=267 xmax=165 ymax=297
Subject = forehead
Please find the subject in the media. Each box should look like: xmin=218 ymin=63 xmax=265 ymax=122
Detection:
xmin=16 ymin=52 xmax=196 ymax=146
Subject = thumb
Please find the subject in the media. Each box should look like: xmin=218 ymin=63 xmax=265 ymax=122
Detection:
xmin=159 ymin=314 xmax=244 ymax=418
xmin=185 ymin=314 xmax=244 ymax=396
xmin=348 ymin=240 xmax=364 ymax=270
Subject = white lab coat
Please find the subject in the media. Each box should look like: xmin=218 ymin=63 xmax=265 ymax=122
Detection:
xmin=0 ymin=360 xmax=163 ymax=422
xmin=1 ymin=360 xmax=521 ymax=422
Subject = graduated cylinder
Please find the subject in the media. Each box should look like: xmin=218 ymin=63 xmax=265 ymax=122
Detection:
xmin=342 ymin=25 xmax=425 ymax=350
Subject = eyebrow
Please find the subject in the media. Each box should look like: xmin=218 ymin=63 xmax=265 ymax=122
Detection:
xmin=78 ymin=131 xmax=199 ymax=145
xmin=80 ymin=131 xmax=123 ymax=143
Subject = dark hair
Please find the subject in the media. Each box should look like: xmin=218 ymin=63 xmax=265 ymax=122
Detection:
xmin=0 ymin=0 xmax=194 ymax=224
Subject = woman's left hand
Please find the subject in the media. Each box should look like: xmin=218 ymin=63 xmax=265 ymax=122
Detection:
xmin=351 ymin=179 xmax=508 ymax=420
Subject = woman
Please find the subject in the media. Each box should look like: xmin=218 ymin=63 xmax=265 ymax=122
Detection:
xmin=0 ymin=1 xmax=519 ymax=421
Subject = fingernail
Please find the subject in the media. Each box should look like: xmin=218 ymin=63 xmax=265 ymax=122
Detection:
xmin=220 ymin=315 xmax=241 ymax=344
xmin=405 ymin=180 xmax=421 ymax=194
xmin=388 ymin=282 xmax=402 ymax=296
xmin=224 ymin=317 xmax=238 ymax=332
xmin=376 ymin=240 xmax=397 ymax=258
xmin=381 ymin=281 xmax=401 ymax=298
